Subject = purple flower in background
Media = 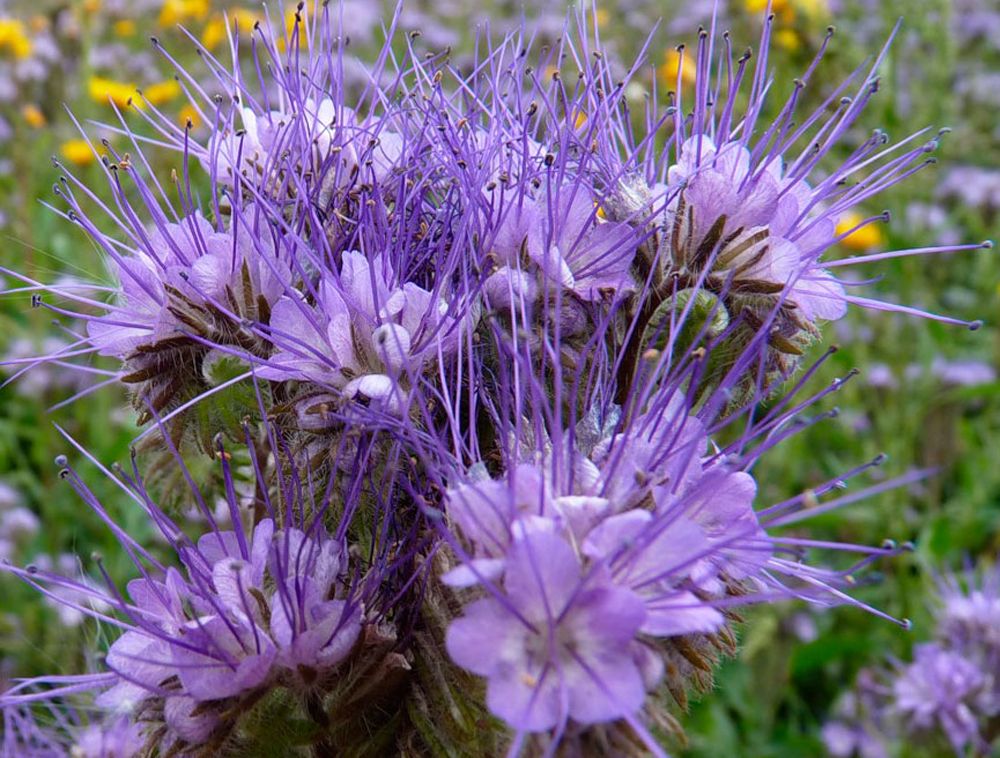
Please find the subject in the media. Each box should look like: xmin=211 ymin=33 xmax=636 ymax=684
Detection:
xmin=71 ymin=714 xmax=145 ymax=758
xmin=822 ymin=690 xmax=890 ymax=758
xmin=1 ymin=702 xmax=143 ymax=758
xmin=2 ymin=336 xmax=96 ymax=396
xmin=891 ymin=643 xmax=983 ymax=755
xmin=829 ymin=561 xmax=1000 ymax=756
xmin=34 ymin=553 xmax=110 ymax=628
xmin=937 ymin=165 xmax=1000 ymax=211
xmin=929 ymin=358 xmax=996 ymax=387
xmin=866 ymin=362 xmax=897 ymax=389
xmin=0 ymin=483 xmax=34 ymax=562
xmin=937 ymin=565 xmax=1000 ymax=653
xmin=936 ymin=562 xmax=1000 ymax=718
xmin=903 ymin=358 xmax=997 ymax=387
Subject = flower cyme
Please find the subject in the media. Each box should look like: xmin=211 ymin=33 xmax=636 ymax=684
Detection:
xmin=891 ymin=643 xmax=984 ymax=756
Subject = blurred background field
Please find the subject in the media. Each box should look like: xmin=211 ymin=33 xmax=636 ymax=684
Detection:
xmin=0 ymin=0 xmax=996 ymax=755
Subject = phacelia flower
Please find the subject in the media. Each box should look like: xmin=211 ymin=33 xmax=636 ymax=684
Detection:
xmin=0 ymin=3 xmax=988 ymax=755
xmin=0 ymin=427 xmax=378 ymax=754
xmin=447 ymin=528 xmax=647 ymax=732
xmin=827 ymin=560 xmax=1000 ymax=756
xmin=890 ymin=643 xmax=984 ymax=755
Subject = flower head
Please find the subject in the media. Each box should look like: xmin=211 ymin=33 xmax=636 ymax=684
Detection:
xmin=890 ymin=643 xmax=983 ymax=755
xmin=447 ymin=528 xmax=647 ymax=732
xmin=0 ymin=424 xmax=380 ymax=753
xmin=828 ymin=560 xmax=1000 ymax=756
xmin=0 ymin=3 xmax=988 ymax=755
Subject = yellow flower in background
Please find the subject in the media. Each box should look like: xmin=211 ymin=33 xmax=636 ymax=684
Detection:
xmin=179 ymin=103 xmax=201 ymax=129
xmin=89 ymin=75 xmax=138 ymax=108
xmin=595 ymin=8 xmax=610 ymax=28
xmin=658 ymin=49 xmax=697 ymax=90
xmin=745 ymin=0 xmax=789 ymax=16
xmin=744 ymin=0 xmax=829 ymax=23
xmin=28 ymin=15 xmax=50 ymax=34
xmin=61 ymin=139 xmax=96 ymax=166
xmin=793 ymin=0 xmax=829 ymax=19
xmin=158 ymin=0 xmax=209 ymax=28
xmin=0 ymin=18 xmax=33 ymax=59
xmin=774 ymin=28 xmax=801 ymax=52
xmin=82 ymin=0 xmax=101 ymax=14
xmin=21 ymin=104 xmax=46 ymax=128
xmin=144 ymin=80 xmax=181 ymax=106
xmin=278 ymin=0 xmax=324 ymax=51
xmin=89 ymin=76 xmax=182 ymax=109
xmin=836 ymin=210 xmax=886 ymax=251
xmin=744 ymin=0 xmax=829 ymax=54
xmin=201 ymin=9 xmax=262 ymax=50
xmin=113 ymin=19 xmax=136 ymax=37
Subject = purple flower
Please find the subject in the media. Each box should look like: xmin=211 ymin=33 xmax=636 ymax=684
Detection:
xmin=903 ymin=358 xmax=997 ymax=387
xmin=17 ymin=204 xmax=299 ymax=428
xmin=938 ymin=566 xmax=1000 ymax=652
xmin=487 ymin=186 xmax=640 ymax=304
xmin=0 ymin=2 xmax=986 ymax=754
xmin=929 ymin=358 xmax=996 ymax=387
xmin=259 ymin=250 xmax=462 ymax=410
xmin=27 ymin=553 xmax=111 ymax=628
xmin=0 ymin=506 xmax=39 ymax=543
xmin=935 ymin=562 xmax=1000 ymax=717
xmin=661 ymin=135 xmax=847 ymax=324
xmin=95 ymin=516 xmax=361 ymax=715
xmin=891 ymin=643 xmax=983 ymax=755
xmin=446 ymin=528 xmax=647 ymax=732
xmin=937 ymin=165 xmax=1000 ymax=211
xmin=831 ymin=561 xmax=1000 ymax=756
xmin=1 ymin=430 xmax=368 ymax=752
xmin=267 ymin=526 xmax=362 ymax=671
xmin=205 ymin=97 xmax=403 ymax=203
xmin=71 ymin=714 xmax=145 ymax=758
xmin=2 ymin=336 xmax=96 ymax=396
xmin=821 ymin=717 xmax=889 ymax=758
xmin=86 ymin=210 xmax=290 ymax=360
xmin=1 ymin=701 xmax=143 ymax=758
xmin=582 ymin=510 xmax=725 ymax=636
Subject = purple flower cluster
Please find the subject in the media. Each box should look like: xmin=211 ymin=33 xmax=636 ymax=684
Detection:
xmin=1 ymin=432 xmax=381 ymax=754
xmin=441 ymin=414 xmax=761 ymax=733
xmin=2 ymin=703 xmax=144 ymax=758
xmin=0 ymin=3 xmax=989 ymax=754
xmin=825 ymin=560 xmax=1000 ymax=756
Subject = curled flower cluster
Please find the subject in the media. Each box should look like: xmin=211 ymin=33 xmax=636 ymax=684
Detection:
xmin=1 ymin=431 xmax=406 ymax=754
xmin=0 ymin=4 xmax=989 ymax=755
xmin=440 ymin=400 xmax=760 ymax=734
xmin=824 ymin=561 xmax=1000 ymax=757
